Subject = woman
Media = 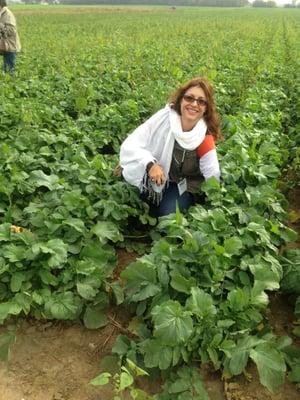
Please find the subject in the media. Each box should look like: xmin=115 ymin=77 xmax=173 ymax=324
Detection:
xmin=120 ymin=77 xmax=221 ymax=217
xmin=0 ymin=0 xmax=21 ymax=74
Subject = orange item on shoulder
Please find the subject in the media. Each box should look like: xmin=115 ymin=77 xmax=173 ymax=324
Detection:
xmin=196 ymin=135 xmax=216 ymax=158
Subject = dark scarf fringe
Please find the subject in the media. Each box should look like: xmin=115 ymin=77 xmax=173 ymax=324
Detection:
xmin=141 ymin=173 xmax=168 ymax=206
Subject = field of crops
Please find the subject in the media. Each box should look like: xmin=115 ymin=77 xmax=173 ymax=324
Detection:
xmin=0 ymin=4 xmax=300 ymax=400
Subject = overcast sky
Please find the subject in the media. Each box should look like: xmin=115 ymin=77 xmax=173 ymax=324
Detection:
xmin=276 ymin=0 xmax=294 ymax=4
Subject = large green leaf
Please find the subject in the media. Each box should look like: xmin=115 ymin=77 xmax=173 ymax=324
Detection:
xmin=247 ymin=223 xmax=271 ymax=245
xmin=227 ymin=288 xmax=250 ymax=311
xmin=80 ymin=242 xmax=116 ymax=269
xmin=224 ymin=237 xmax=243 ymax=256
xmin=110 ymin=281 xmax=124 ymax=305
xmin=250 ymin=263 xmax=280 ymax=291
xmin=250 ymin=343 xmax=286 ymax=392
xmin=288 ymin=365 xmax=300 ymax=384
xmin=121 ymin=260 xmax=159 ymax=301
xmin=44 ymin=292 xmax=82 ymax=320
xmin=132 ymin=283 xmax=161 ymax=302
xmin=75 ymin=259 xmax=98 ymax=276
xmin=229 ymin=349 xmax=249 ymax=375
xmin=31 ymin=239 xmax=68 ymax=268
xmin=2 ymin=244 xmax=27 ymax=262
xmin=151 ymin=300 xmax=193 ymax=346
xmin=141 ymin=338 xmax=173 ymax=370
xmin=10 ymin=272 xmax=27 ymax=292
xmin=38 ymin=269 xmax=58 ymax=286
xmin=112 ymin=335 xmax=131 ymax=356
xmin=284 ymin=345 xmax=300 ymax=384
xmin=280 ymin=249 xmax=300 ymax=294
xmin=170 ymin=273 xmax=196 ymax=294
xmin=185 ymin=287 xmax=216 ymax=318
xmin=279 ymin=226 xmax=298 ymax=243
xmin=77 ymin=282 xmax=98 ymax=300
xmin=227 ymin=336 xmax=262 ymax=376
xmin=47 ymin=239 xmax=69 ymax=268
xmin=119 ymin=370 xmax=134 ymax=391
xmin=90 ymin=372 xmax=111 ymax=386
xmin=91 ymin=221 xmax=123 ymax=243
xmin=160 ymin=366 xmax=209 ymax=400
xmin=29 ymin=170 xmax=62 ymax=190
xmin=83 ymin=305 xmax=108 ymax=329
xmin=64 ymin=218 xmax=86 ymax=233
xmin=0 ymin=224 xmax=11 ymax=242
xmin=0 ymin=301 xmax=22 ymax=322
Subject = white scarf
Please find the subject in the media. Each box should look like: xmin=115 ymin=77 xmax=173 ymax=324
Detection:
xmin=170 ymin=108 xmax=207 ymax=150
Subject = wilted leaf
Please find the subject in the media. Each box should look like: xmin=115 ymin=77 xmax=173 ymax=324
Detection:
xmin=288 ymin=210 xmax=300 ymax=223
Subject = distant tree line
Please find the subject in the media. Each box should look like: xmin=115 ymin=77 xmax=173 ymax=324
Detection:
xmin=252 ymin=0 xmax=276 ymax=7
xmin=23 ymin=0 xmax=300 ymax=8
xmin=60 ymin=0 xmax=250 ymax=7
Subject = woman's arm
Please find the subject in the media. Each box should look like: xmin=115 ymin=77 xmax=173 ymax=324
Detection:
xmin=120 ymin=106 xmax=170 ymax=188
xmin=120 ymin=119 xmax=157 ymax=173
xmin=197 ymin=135 xmax=220 ymax=180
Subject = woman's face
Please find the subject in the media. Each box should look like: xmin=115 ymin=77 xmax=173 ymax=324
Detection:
xmin=180 ymin=86 xmax=207 ymax=131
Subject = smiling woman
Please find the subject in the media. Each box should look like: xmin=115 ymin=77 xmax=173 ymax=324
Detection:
xmin=119 ymin=77 xmax=221 ymax=217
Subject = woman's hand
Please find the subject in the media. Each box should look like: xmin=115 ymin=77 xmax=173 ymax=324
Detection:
xmin=148 ymin=163 xmax=166 ymax=186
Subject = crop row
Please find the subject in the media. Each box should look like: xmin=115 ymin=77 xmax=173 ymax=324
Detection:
xmin=109 ymin=13 xmax=300 ymax=396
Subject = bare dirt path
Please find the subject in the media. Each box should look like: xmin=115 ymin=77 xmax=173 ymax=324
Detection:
xmin=0 ymin=320 xmax=112 ymax=400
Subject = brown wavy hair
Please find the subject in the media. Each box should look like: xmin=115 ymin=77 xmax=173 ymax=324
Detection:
xmin=169 ymin=77 xmax=222 ymax=140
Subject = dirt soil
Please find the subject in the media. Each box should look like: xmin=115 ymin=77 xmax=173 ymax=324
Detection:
xmin=1 ymin=200 xmax=300 ymax=400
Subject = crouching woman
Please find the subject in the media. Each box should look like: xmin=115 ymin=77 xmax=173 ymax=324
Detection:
xmin=120 ymin=77 xmax=222 ymax=217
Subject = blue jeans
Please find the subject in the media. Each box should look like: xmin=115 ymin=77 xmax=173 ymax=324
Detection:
xmin=143 ymin=182 xmax=195 ymax=217
xmin=3 ymin=52 xmax=16 ymax=73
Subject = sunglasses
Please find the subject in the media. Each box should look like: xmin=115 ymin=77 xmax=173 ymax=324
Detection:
xmin=183 ymin=94 xmax=207 ymax=107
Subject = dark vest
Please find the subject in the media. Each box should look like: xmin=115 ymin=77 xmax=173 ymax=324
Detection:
xmin=169 ymin=141 xmax=204 ymax=193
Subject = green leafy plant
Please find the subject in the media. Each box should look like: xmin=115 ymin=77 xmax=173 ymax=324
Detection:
xmin=90 ymin=357 xmax=154 ymax=400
